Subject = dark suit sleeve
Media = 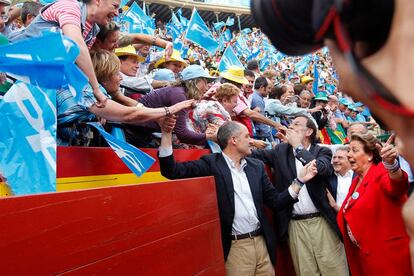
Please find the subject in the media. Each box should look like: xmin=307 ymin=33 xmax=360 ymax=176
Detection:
xmin=159 ymin=154 xmax=211 ymax=180
xmin=259 ymin=162 xmax=297 ymax=210
xmin=250 ymin=148 xmax=276 ymax=166
xmin=296 ymin=145 xmax=333 ymax=177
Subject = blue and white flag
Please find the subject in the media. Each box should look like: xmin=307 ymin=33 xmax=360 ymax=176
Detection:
xmin=295 ymin=55 xmax=312 ymax=74
xmin=0 ymin=32 xmax=87 ymax=102
xmin=312 ymin=65 xmax=319 ymax=93
xmin=223 ymin=29 xmax=232 ymax=42
xmin=225 ymin=17 xmax=234 ymax=27
xmin=0 ymin=82 xmax=56 ymax=195
xmin=218 ymin=46 xmax=243 ymax=72
xmin=177 ymin=9 xmax=189 ymax=28
xmin=171 ymin=10 xmax=182 ymax=28
xmin=242 ymin=28 xmax=252 ymax=34
xmin=214 ymin=21 xmax=225 ymax=31
xmin=185 ymin=8 xmax=218 ymax=55
xmin=247 ymin=46 xmax=260 ymax=61
xmin=260 ymin=56 xmax=270 ymax=71
xmin=123 ymin=2 xmax=155 ymax=35
xmin=88 ymin=122 xmax=155 ymax=177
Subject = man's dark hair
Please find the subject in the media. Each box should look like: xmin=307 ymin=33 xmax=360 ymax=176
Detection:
xmin=244 ymin=69 xmax=255 ymax=79
xmin=21 ymin=1 xmax=43 ymax=25
xmin=296 ymin=115 xmax=318 ymax=143
xmin=217 ymin=121 xmax=244 ymax=150
xmin=247 ymin=60 xmax=259 ymax=71
xmin=254 ymin=76 xmax=268 ymax=90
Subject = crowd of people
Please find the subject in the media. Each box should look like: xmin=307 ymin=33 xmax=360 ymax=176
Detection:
xmin=1 ymin=0 xmax=414 ymax=275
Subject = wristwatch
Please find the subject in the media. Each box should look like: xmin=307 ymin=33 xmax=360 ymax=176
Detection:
xmin=294 ymin=144 xmax=304 ymax=155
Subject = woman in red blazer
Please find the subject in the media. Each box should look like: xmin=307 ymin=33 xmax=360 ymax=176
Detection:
xmin=337 ymin=133 xmax=412 ymax=276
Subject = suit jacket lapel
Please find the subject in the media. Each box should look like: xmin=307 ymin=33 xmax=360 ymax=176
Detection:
xmin=217 ymin=154 xmax=235 ymax=211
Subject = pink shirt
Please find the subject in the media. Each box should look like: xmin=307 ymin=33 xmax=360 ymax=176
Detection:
xmin=233 ymin=92 xmax=250 ymax=115
xmin=42 ymin=0 xmax=95 ymax=48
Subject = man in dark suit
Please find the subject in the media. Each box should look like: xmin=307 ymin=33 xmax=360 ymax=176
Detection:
xmin=251 ymin=115 xmax=349 ymax=275
xmin=158 ymin=119 xmax=318 ymax=275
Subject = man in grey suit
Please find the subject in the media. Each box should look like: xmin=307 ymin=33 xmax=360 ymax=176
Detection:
xmin=158 ymin=119 xmax=317 ymax=275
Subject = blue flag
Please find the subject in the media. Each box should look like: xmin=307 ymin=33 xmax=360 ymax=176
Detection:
xmin=214 ymin=21 xmax=225 ymax=31
xmin=0 ymin=82 xmax=56 ymax=195
xmin=223 ymin=29 xmax=232 ymax=42
xmin=242 ymin=28 xmax=252 ymax=34
xmin=225 ymin=17 xmax=234 ymax=27
xmin=218 ymin=46 xmax=243 ymax=72
xmin=171 ymin=10 xmax=182 ymax=28
xmin=295 ymin=55 xmax=312 ymax=74
xmin=88 ymin=122 xmax=155 ymax=177
xmin=123 ymin=2 xmax=155 ymax=35
xmin=185 ymin=8 xmax=218 ymax=55
xmin=0 ymin=32 xmax=87 ymax=102
xmin=312 ymin=65 xmax=319 ymax=93
xmin=177 ymin=9 xmax=189 ymax=28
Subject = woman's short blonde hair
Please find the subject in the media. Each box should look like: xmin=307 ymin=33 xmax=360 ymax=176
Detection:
xmin=215 ymin=83 xmax=240 ymax=102
xmin=90 ymin=50 xmax=120 ymax=83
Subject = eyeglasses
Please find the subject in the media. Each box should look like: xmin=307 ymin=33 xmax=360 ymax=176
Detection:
xmin=1 ymin=15 xmax=9 ymax=22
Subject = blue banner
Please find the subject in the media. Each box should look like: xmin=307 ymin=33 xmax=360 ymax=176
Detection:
xmin=185 ymin=9 xmax=218 ymax=55
xmin=218 ymin=46 xmax=243 ymax=72
xmin=0 ymin=32 xmax=87 ymax=102
xmin=177 ymin=9 xmax=189 ymax=28
xmin=88 ymin=122 xmax=155 ymax=177
xmin=123 ymin=2 xmax=155 ymax=35
xmin=295 ymin=55 xmax=312 ymax=75
xmin=223 ymin=29 xmax=232 ymax=42
xmin=0 ymin=82 xmax=56 ymax=195
xmin=171 ymin=10 xmax=182 ymax=28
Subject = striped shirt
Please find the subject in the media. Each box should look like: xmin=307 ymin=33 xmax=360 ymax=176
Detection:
xmin=42 ymin=0 xmax=95 ymax=48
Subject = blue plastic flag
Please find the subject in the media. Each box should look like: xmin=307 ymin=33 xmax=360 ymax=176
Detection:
xmin=218 ymin=46 xmax=243 ymax=72
xmin=247 ymin=47 xmax=260 ymax=61
xmin=171 ymin=10 xmax=182 ymax=28
xmin=325 ymin=83 xmax=336 ymax=94
xmin=0 ymin=82 xmax=56 ymax=195
xmin=123 ymin=2 xmax=155 ymax=35
xmin=214 ymin=21 xmax=225 ymax=31
xmin=312 ymin=65 xmax=319 ymax=93
xmin=87 ymin=122 xmax=155 ymax=177
xmin=242 ymin=28 xmax=252 ymax=34
xmin=226 ymin=17 xmax=234 ymax=27
xmin=260 ymin=56 xmax=270 ymax=71
xmin=185 ymin=9 xmax=218 ymax=55
xmin=39 ymin=0 xmax=56 ymax=4
xmin=0 ymin=32 xmax=87 ymax=102
xmin=223 ymin=29 xmax=232 ymax=42
xmin=273 ymin=52 xmax=286 ymax=63
xmin=295 ymin=55 xmax=311 ymax=74
xmin=177 ymin=9 xmax=189 ymax=28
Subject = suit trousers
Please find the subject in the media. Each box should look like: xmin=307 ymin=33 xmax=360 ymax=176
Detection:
xmin=226 ymin=235 xmax=275 ymax=276
xmin=288 ymin=216 xmax=349 ymax=276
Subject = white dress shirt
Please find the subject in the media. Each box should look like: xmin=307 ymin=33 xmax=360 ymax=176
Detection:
xmin=292 ymin=147 xmax=319 ymax=215
xmin=222 ymin=153 xmax=260 ymax=235
xmin=335 ymin=169 xmax=353 ymax=208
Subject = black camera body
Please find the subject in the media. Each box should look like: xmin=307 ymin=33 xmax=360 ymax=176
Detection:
xmin=251 ymin=0 xmax=394 ymax=56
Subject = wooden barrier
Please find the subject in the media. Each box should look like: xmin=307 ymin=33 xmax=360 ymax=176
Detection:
xmin=0 ymin=177 xmax=225 ymax=275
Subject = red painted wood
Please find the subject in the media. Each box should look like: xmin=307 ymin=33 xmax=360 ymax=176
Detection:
xmin=0 ymin=177 xmax=225 ymax=275
xmin=57 ymin=146 xmax=211 ymax=177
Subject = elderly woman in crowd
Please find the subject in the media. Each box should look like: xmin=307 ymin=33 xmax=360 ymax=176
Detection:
xmin=337 ymin=133 xmax=412 ymax=276
xmin=124 ymin=64 xmax=216 ymax=148
xmin=57 ymin=50 xmax=192 ymax=145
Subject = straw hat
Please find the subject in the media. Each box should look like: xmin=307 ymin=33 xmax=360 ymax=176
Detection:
xmin=220 ymin=65 xmax=249 ymax=85
xmin=154 ymin=50 xmax=187 ymax=69
xmin=114 ymin=45 xmax=144 ymax=62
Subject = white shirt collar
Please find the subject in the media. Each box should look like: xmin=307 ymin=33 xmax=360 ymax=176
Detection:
xmin=335 ymin=169 xmax=353 ymax=178
xmin=222 ymin=152 xmax=247 ymax=170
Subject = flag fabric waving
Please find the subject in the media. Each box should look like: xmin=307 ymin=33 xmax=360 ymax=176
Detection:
xmin=218 ymin=46 xmax=244 ymax=72
xmin=123 ymin=2 xmax=155 ymax=35
xmin=185 ymin=8 xmax=218 ymax=55
xmin=88 ymin=122 xmax=155 ymax=177
xmin=0 ymin=32 xmax=87 ymax=102
xmin=0 ymin=82 xmax=56 ymax=195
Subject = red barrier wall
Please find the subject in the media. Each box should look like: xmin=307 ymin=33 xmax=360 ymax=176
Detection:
xmin=0 ymin=177 xmax=225 ymax=275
